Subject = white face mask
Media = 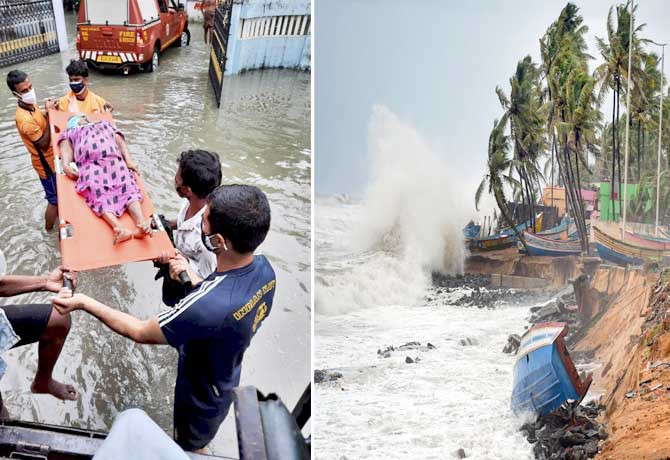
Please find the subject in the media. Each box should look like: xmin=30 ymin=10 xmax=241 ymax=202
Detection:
xmin=15 ymin=88 xmax=36 ymax=106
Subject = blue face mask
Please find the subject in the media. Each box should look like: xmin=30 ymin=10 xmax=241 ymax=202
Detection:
xmin=69 ymin=80 xmax=85 ymax=95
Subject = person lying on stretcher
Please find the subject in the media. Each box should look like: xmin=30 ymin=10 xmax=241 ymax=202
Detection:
xmin=57 ymin=114 xmax=152 ymax=244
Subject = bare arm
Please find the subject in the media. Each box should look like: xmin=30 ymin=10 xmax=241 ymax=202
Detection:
xmin=0 ymin=267 xmax=76 ymax=297
xmin=53 ymin=293 xmax=167 ymax=345
xmin=114 ymin=133 xmax=138 ymax=173
xmin=59 ymin=139 xmax=78 ymax=179
xmin=34 ymin=125 xmax=51 ymax=151
xmin=168 ymin=253 xmax=204 ymax=285
xmin=0 ymin=275 xmax=48 ymax=297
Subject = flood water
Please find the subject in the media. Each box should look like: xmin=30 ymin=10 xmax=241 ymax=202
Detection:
xmin=0 ymin=12 xmax=310 ymax=456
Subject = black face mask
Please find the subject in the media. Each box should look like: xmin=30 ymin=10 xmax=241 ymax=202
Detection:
xmin=69 ymin=81 xmax=85 ymax=95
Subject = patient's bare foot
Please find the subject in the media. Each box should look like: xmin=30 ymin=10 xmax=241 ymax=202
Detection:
xmin=31 ymin=378 xmax=78 ymax=401
xmin=113 ymin=226 xmax=133 ymax=244
xmin=133 ymin=221 xmax=152 ymax=239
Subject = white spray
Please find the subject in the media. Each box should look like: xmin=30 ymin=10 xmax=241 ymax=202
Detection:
xmin=316 ymin=106 xmax=473 ymax=315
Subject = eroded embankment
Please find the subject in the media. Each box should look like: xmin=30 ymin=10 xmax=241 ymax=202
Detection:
xmin=575 ymin=268 xmax=670 ymax=460
xmin=467 ymin=250 xmax=667 ymax=459
xmin=465 ymin=248 xmax=584 ymax=289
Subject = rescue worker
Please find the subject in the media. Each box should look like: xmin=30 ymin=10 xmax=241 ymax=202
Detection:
xmin=50 ymin=60 xmax=113 ymax=114
xmin=53 ymin=185 xmax=276 ymax=452
xmin=6 ymin=70 xmax=58 ymax=230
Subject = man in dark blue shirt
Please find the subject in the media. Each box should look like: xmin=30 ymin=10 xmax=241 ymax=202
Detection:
xmin=53 ymin=184 xmax=276 ymax=452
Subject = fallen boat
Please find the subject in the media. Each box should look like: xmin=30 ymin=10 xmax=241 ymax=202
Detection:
xmin=519 ymin=231 xmax=582 ymax=257
xmin=593 ymin=226 xmax=668 ymax=267
xmin=511 ymin=322 xmax=592 ymax=417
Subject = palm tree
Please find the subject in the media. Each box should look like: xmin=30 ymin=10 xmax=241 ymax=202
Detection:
xmin=541 ymin=3 xmax=593 ymax=252
xmin=475 ymin=115 xmax=528 ymax=251
xmin=594 ymin=2 xmax=646 ymax=219
xmin=496 ymin=56 xmax=547 ymax=229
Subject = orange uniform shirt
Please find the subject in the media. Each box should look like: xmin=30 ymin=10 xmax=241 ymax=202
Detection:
xmin=15 ymin=105 xmax=55 ymax=180
xmin=56 ymin=90 xmax=107 ymax=113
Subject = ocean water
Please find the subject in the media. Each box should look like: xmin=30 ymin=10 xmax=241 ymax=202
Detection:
xmin=315 ymin=199 xmax=533 ymax=460
xmin=314 ymin=107 xmax=533 ymax=459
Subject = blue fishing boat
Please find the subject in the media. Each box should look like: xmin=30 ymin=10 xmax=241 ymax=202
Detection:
xmin=519 ymin=231 xmax=582 ymax=257
xmin=537 ymin=216 xmax=570 ymax=240
xmin=511 ymin=322 xmax=592 ymax=417
xmin=463 ymin=222 xmax=481 ymax=239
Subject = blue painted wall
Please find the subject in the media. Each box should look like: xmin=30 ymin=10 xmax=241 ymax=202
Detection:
xmin=226 ymin=0 xmax=311 ymax=75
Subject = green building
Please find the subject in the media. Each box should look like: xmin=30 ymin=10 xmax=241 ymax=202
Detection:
xmin=599 ymin=182 xmax=653 ymax=222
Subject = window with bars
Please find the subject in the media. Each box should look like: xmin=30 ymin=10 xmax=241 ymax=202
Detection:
xmin=239 ymin=15 xmax=311 ymax=40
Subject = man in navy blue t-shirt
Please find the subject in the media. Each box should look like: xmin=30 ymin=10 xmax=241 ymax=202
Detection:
xmin=53 ymin=184 xmax=276 ymax=452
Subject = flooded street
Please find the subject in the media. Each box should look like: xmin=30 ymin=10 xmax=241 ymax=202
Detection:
xmin=0 ymin=12 xmax=310 ymax=456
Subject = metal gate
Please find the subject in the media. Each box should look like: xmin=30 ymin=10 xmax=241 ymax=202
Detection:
xmin=0 ymin=0 xmax=59 ymax=68
xmin=208 ymin=0 xmax=233 ymax=107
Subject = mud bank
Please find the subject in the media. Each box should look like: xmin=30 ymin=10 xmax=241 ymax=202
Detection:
xmin=574 ymin=268 xmax=670 ymax=460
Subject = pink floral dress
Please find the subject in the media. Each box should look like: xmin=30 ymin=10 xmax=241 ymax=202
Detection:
xmin=58 ymin=120 xmax=142 ymax=217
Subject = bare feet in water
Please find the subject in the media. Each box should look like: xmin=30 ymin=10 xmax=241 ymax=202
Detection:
xmin=113 ymin=226 xmax=133 ymax=244
xmin=31 ymin=379 xmax=78 ymax=401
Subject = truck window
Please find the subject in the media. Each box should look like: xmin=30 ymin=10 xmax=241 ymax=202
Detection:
xmin=136 ymin=0 xmax=160 ymax=22
xmin=157 ymin=0 xmax=168 ymax=14
xmin=85 ymin=0 xmax=128 ymax=25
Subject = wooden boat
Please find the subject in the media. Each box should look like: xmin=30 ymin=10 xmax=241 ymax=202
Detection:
xmin=519 ymin=231 xmax=582 ymax=257
xmin=537 ymin=216 xmax=570 ymax=240
xmin=624 ymin=231 xmax=670 ymax=250
xmin=472 ymin=233 xmax=516 ymax=251
xmin=511 ymin=322 xmax=592 ymax=417
xmin=463 ymin=222 xmax=481 ymax=239
xmin=470 ymin=214 xmax=543 ymax=252
xmin=593 ymin=227 xmax=669 ymax=266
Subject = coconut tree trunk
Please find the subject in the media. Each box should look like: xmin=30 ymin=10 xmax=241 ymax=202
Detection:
xmin=611 ymin=88 xmax=617 ymax=220
xmin=637 ymin=120 xmax=642 ymax=183
xmin=494 ymin=188 xmax=528 ymax=252
xmin=617 ymin=77 xmax=623 ymax=220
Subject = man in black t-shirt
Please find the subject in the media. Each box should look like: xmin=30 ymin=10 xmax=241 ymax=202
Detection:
xmin=53 ymin=185 xmax=276 ymax=452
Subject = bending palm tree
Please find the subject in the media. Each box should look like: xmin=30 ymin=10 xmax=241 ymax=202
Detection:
xmin=475 ymin=115 xmax=528 ymax=252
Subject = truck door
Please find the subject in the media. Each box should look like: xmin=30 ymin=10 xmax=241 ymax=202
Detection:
xmin=168 ymin=0 xmax=184 ymax=41
xmin=157 ymin=0 xmax=171 ymax=45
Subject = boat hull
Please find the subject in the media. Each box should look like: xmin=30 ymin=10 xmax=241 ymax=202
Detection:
xmin=595 ymin=242 xmax=643 ymax=266
xmin=511 ymin=323 xmax=591 ymax=417
xmin=521 ymin=232 xmax=582 ymax=257
xmin=593 ymin=227 xmax=668 ymax=266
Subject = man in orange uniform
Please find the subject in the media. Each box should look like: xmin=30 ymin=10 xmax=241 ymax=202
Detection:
xmin=6 ymin=70 xmax=58 ymax=230
xmin=52 ymin=60 xmax=113 ymax=114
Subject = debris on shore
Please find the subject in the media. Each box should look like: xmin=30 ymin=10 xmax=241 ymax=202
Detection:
xmin=520 ymin=402 xmax=606 ymax=460
xmin=429 ymin=273 xmax=557 ymax=308
xmin=314 ymin=369 xmax=343 ymax=384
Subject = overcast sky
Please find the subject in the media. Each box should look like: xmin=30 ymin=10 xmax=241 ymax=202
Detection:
xmin=314 ymin=0 xmax=670 ymax=199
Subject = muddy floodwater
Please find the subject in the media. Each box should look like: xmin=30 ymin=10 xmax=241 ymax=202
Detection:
xmin=0 ymin=12 xmax=310 ymax=456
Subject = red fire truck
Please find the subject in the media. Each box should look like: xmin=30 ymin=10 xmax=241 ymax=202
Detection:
xmin=76 ymin=0 xmax=190 ymax=73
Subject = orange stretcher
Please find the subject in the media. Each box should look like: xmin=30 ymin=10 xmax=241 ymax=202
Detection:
xmin=48 ymin=110 xmax=174 ymax=272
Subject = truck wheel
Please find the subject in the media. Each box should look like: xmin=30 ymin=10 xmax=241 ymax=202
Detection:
xmin=176 ymin=29 xmax=190 ymax=47
xmin=146 ymin=47 xmax=159 ymax=73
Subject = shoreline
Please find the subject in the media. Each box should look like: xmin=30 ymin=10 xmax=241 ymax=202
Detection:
xmin=465 ymin=250 xmax=667 ymax=460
